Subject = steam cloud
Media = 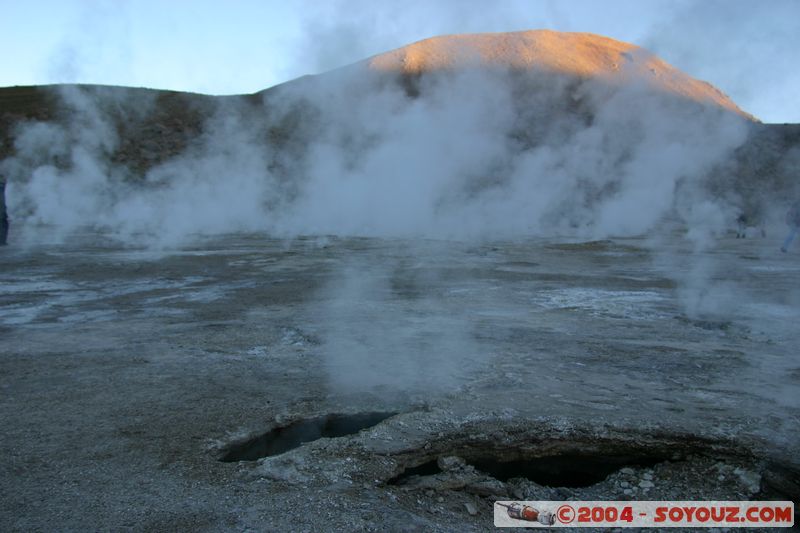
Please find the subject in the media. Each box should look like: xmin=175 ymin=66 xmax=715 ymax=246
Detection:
xmin=0 ymin=53 xmax=764 ymax=393
xmin=1 ymin=63 xmax=750 ymax=245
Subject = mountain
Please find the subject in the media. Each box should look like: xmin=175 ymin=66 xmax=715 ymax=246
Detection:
xmin=363 ymin=30 xmax=754 ymax=120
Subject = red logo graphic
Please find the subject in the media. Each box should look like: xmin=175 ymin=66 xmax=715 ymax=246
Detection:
xmin=557 ymin=504 xmax=576 ymax=524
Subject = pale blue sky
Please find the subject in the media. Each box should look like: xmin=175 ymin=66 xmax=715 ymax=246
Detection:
xmin=1 ymin=0 xmax=798 ymax=122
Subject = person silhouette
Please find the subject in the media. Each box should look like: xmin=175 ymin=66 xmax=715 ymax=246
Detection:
xmin=0 ymin=179 xmax=8 ymax=246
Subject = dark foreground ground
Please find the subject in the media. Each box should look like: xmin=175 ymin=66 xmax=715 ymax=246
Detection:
xmin=1 ymin=230 xmax=798 ymax=531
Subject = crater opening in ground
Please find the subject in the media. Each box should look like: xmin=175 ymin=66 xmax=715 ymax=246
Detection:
xmin=387 ymin=460 xmax=444 ymax=484
xmin=389 ymin=453 xmax=666 ymax=488
xmin=219 ymin=411 xmax=398 ymax=462
xmin=469 ymin=454 xmax=664 ymax=487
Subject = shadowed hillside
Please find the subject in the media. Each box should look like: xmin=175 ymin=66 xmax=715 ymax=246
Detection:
xmin=0 ymin=85 xmax=217 ymax=175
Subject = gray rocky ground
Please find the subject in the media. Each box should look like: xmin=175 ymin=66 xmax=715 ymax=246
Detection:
xmin=1 ymin=230 xmax=798 ymax=531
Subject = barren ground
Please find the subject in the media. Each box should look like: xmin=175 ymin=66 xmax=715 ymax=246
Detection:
xmin=1 ymin=231 xmax=798 ymax=531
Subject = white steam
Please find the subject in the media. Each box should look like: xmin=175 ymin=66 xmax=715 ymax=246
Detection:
xmin=0 ymin=58 xmax=782 ymax=396
xmin=316 ymin=255 xmax=483 ymax=396
xmin=2 ymin=63 xmax=750 ymax=246
xmin=0 ymin=57 xmax=763 ymax=336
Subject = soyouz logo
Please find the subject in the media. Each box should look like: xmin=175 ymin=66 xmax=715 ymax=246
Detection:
xmin=493 ymin=501 xmax=795 ymax=528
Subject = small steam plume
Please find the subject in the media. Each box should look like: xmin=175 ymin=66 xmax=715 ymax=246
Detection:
xmin=315 ymin=251 xmax=485 ymax=396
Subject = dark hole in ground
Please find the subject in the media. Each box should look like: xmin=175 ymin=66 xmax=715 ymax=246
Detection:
xmin=469 ymin=454 xmax=664 ymax=487
xmin=757 ymin=465 xmax=800 ymax=505
xmin=389 ymin=454 xmax=664 ymax=488
xmin=387 ymin=460 xmax=443 ymax=484
xmin=750 ymin=463 xmax=800 ymax=531
xmin=219 ymin=411 xmax=398 ymax=462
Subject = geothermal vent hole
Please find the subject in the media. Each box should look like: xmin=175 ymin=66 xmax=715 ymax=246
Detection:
xmin=219 ymin=412 xmax=398 ymax=462
xmin=389 ymin=454 xmax=665 ymax=488
xmin=469 ymin=454 xmax=664 ymax=487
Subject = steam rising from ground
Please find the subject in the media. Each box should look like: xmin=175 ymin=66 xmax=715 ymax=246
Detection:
xmin=317 ymin=254 xmax=483 ymax=396
xmin=0 ymin=58 xmax=772 ymax=394
xmin=2 ymin=63 xmax=750 ymax=246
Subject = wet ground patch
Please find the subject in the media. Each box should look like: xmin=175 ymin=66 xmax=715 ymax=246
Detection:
xmin=545 ymin=240 xmax=646 ymax=254
xmin=675 ymin=315 xmax=734 ymax=331
xmin=219 ymin=411 xmax=398 ymax=462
